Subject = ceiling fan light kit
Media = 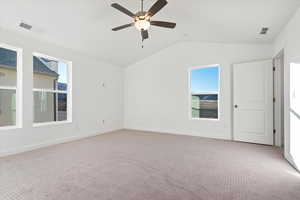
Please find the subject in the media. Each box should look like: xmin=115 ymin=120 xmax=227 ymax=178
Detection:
xmin=135 ymin=17 xmax=151 ymax=31
xmin=111 ymin=0 xmax=176 ymax=46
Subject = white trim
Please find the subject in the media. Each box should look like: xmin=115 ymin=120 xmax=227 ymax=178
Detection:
xmin=0 ymin=43 xmax=21 ymax=52
xmin=191 ymin=92 xmax=218 ymax=95
xmin=33 ymin=88 xmax=67 ymax=94
xmin=0 ymin=86 xmax=17 ymax=90
xmin=273 ymin=50 xmax=284 ymax=147
xmin=33 ymin=52 xmax=69 ymax=64
xmin=286 ymin=56 xmax=300 ymax=171
xmin=33 ymin=120 xmax=72 ymax=127
xmin=188 ymin=64 xmax=221 ymax=121
xmin=0 ymin=43 xmax=23 ymax=129
xmin=190 ymin=117 xmax=220 ymax=121
xmin=125 ymin=128 xmax=231 ymax=141
xmin=189 ymin=64 xmax=221 ymax=70
xmin=0 ymin=126 xmax=20 ymax=131
xmin=0 ymin=129 xmax=122 ymax=158
xmin=32 ymin=52 xmax=72 ymax=126
xmin=285 ymin=151 xmax=299 ymax=172
xmin=16 ymin=46 xmax=23 ymax=128
xmin=67 ymin=61 xmax=73 ymax=123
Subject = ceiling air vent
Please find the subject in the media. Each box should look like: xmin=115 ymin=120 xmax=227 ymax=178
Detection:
xmin=19 ymin=22 xmax=32 ymax=30
xmin=260 ymin=27 xmax=269 ymax=35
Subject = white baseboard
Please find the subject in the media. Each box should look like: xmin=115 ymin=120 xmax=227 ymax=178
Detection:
xmin=0 ymin=128 xmax=121 ymax=158
xmin=285 ymin=151 xmax=300 ymax=172
xmin=124 ymin=127 xmax=231 ymax=141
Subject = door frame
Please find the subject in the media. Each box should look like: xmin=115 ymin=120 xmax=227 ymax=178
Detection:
xmin=273 ymin=50 xmax=285 ymax=147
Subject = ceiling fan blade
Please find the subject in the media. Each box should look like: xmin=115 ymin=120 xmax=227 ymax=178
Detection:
xmin=141 ymin=29 xmax=149 ymax=41
xmin=111 ymin=3 xmax=135 ymax=18
xmin=150 ymin=21 xmax=176 ymax=28
xmin=112 ymin=23 xmax=134 ymax=31
xmin=147 ymin=0 xmax=168 ymax=17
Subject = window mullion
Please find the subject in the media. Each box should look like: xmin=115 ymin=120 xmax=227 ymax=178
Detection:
xmin=33 ymin=88 xmax=67 ymax=94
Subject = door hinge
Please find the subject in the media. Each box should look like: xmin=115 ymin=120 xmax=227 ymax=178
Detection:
xmin=273 ymin=67 xmax=276 ymax=71
xmin=273 ymin=98 xmax=276 ymax=103
xmin=273 ymin=129 xmax=276 ymax=134
xmin=273 ymin=60 xmax=276 ymax=70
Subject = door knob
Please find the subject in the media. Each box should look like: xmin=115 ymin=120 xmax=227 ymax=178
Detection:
xmin=234 ymin=105 xmax=238 ymax=108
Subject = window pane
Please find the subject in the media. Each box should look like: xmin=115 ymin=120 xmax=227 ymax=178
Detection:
xmin=57 ymin=93 xmax=67 ymax=121
xmin=0 ymin=47 xmax=17 ymax=87
xmin=192 ymin=94 xmax=218 ymax=119
xmin=191 ymin=67 xmax=219 ymax=93
xmin=191 ymin=66 xmax=219 ymax=119
xmin=0 ymin=89 xmax=16 ymax=126
xmin=34 ymin=91 xmax=67 ymax=123
xmin=33 ymin=56 xmax=58 ymax=90
xmin=34 ymin=91 xmax=55 ymax=123
xmin=57 ymin=61 xmax=68 ymax=91
xmin=33 ymin=56 xmax=68 ymax=91
xmin=290 ymin=63 xmax=300 ymax=115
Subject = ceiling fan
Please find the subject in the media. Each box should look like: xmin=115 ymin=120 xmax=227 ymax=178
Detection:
xmin=111 ymin=0 xmax=176 ymax=42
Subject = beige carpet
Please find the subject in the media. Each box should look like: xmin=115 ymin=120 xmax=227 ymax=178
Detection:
xmin=0 ymin=130 xmax=300 ymax=200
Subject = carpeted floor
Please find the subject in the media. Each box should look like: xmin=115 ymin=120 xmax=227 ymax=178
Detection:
xmin=0 ymin=130 xmax=300 ymax=200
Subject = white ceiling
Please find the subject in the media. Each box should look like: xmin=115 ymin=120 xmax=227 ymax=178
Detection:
xmin=0 ymin=0 xmax=299 ymax=67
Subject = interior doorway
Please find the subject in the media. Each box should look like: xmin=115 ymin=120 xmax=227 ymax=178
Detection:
xmin=273 ymin=50 xmax=285 ymax=148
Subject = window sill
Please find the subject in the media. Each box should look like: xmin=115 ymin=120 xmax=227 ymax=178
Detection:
xmin=190 ymin=118 xmax=220 ymax=121
xmin=0 ymin=125 xmax=21 ymax=131
xmin=33 ymin=120 xmax=72 ymax=127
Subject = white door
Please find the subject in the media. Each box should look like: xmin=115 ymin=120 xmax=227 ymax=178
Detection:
xmin=233 ymin=60 xmax=273 ymax=145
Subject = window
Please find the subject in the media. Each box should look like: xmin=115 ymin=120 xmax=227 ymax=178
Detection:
xmin=189 ymin=65 xmax=220 ymax=120
xmin=290 ymin=62 xmax=300 ymax=163
xmin=0 ymin=44 xmax=22 ymax=128
xmin=33 ymin=53 xmax=71 ymax=124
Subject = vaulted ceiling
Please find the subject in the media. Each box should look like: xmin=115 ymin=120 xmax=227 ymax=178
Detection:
xmin=0 ymin=0 xmax=299 ymax=66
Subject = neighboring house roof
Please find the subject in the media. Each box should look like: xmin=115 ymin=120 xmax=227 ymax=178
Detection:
xmin=33 ymin=56 xmax=59 ymax=77
xmin=192 ymin=93 xmax=218 ymax=100
xmin=0 ymin=47 xmax=58 ymax=77
xmin=0 ymin=47 xmax=17 ymax=68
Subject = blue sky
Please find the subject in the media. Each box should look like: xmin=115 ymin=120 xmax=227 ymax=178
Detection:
xmin=58 ymin=61 xmax=67 ymax=83
xmin=191 ymin=66 xmax=219 ymax=93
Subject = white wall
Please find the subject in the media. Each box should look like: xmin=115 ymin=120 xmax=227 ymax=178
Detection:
xmin=273 ymin=7 xmax=300 ymax=171
xmin=0 ymin=27 xmax=124 ymax=156
xmin=124 ymin=42 xmax=272 ymax=140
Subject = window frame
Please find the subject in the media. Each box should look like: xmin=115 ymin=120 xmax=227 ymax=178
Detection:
xmin=32 ymin=52 xmax=72 ymax=127
xmin=188 ymin=64 xmax=221 ymax=121
xmin=0 ymin=43 xmax=23 ymax=130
